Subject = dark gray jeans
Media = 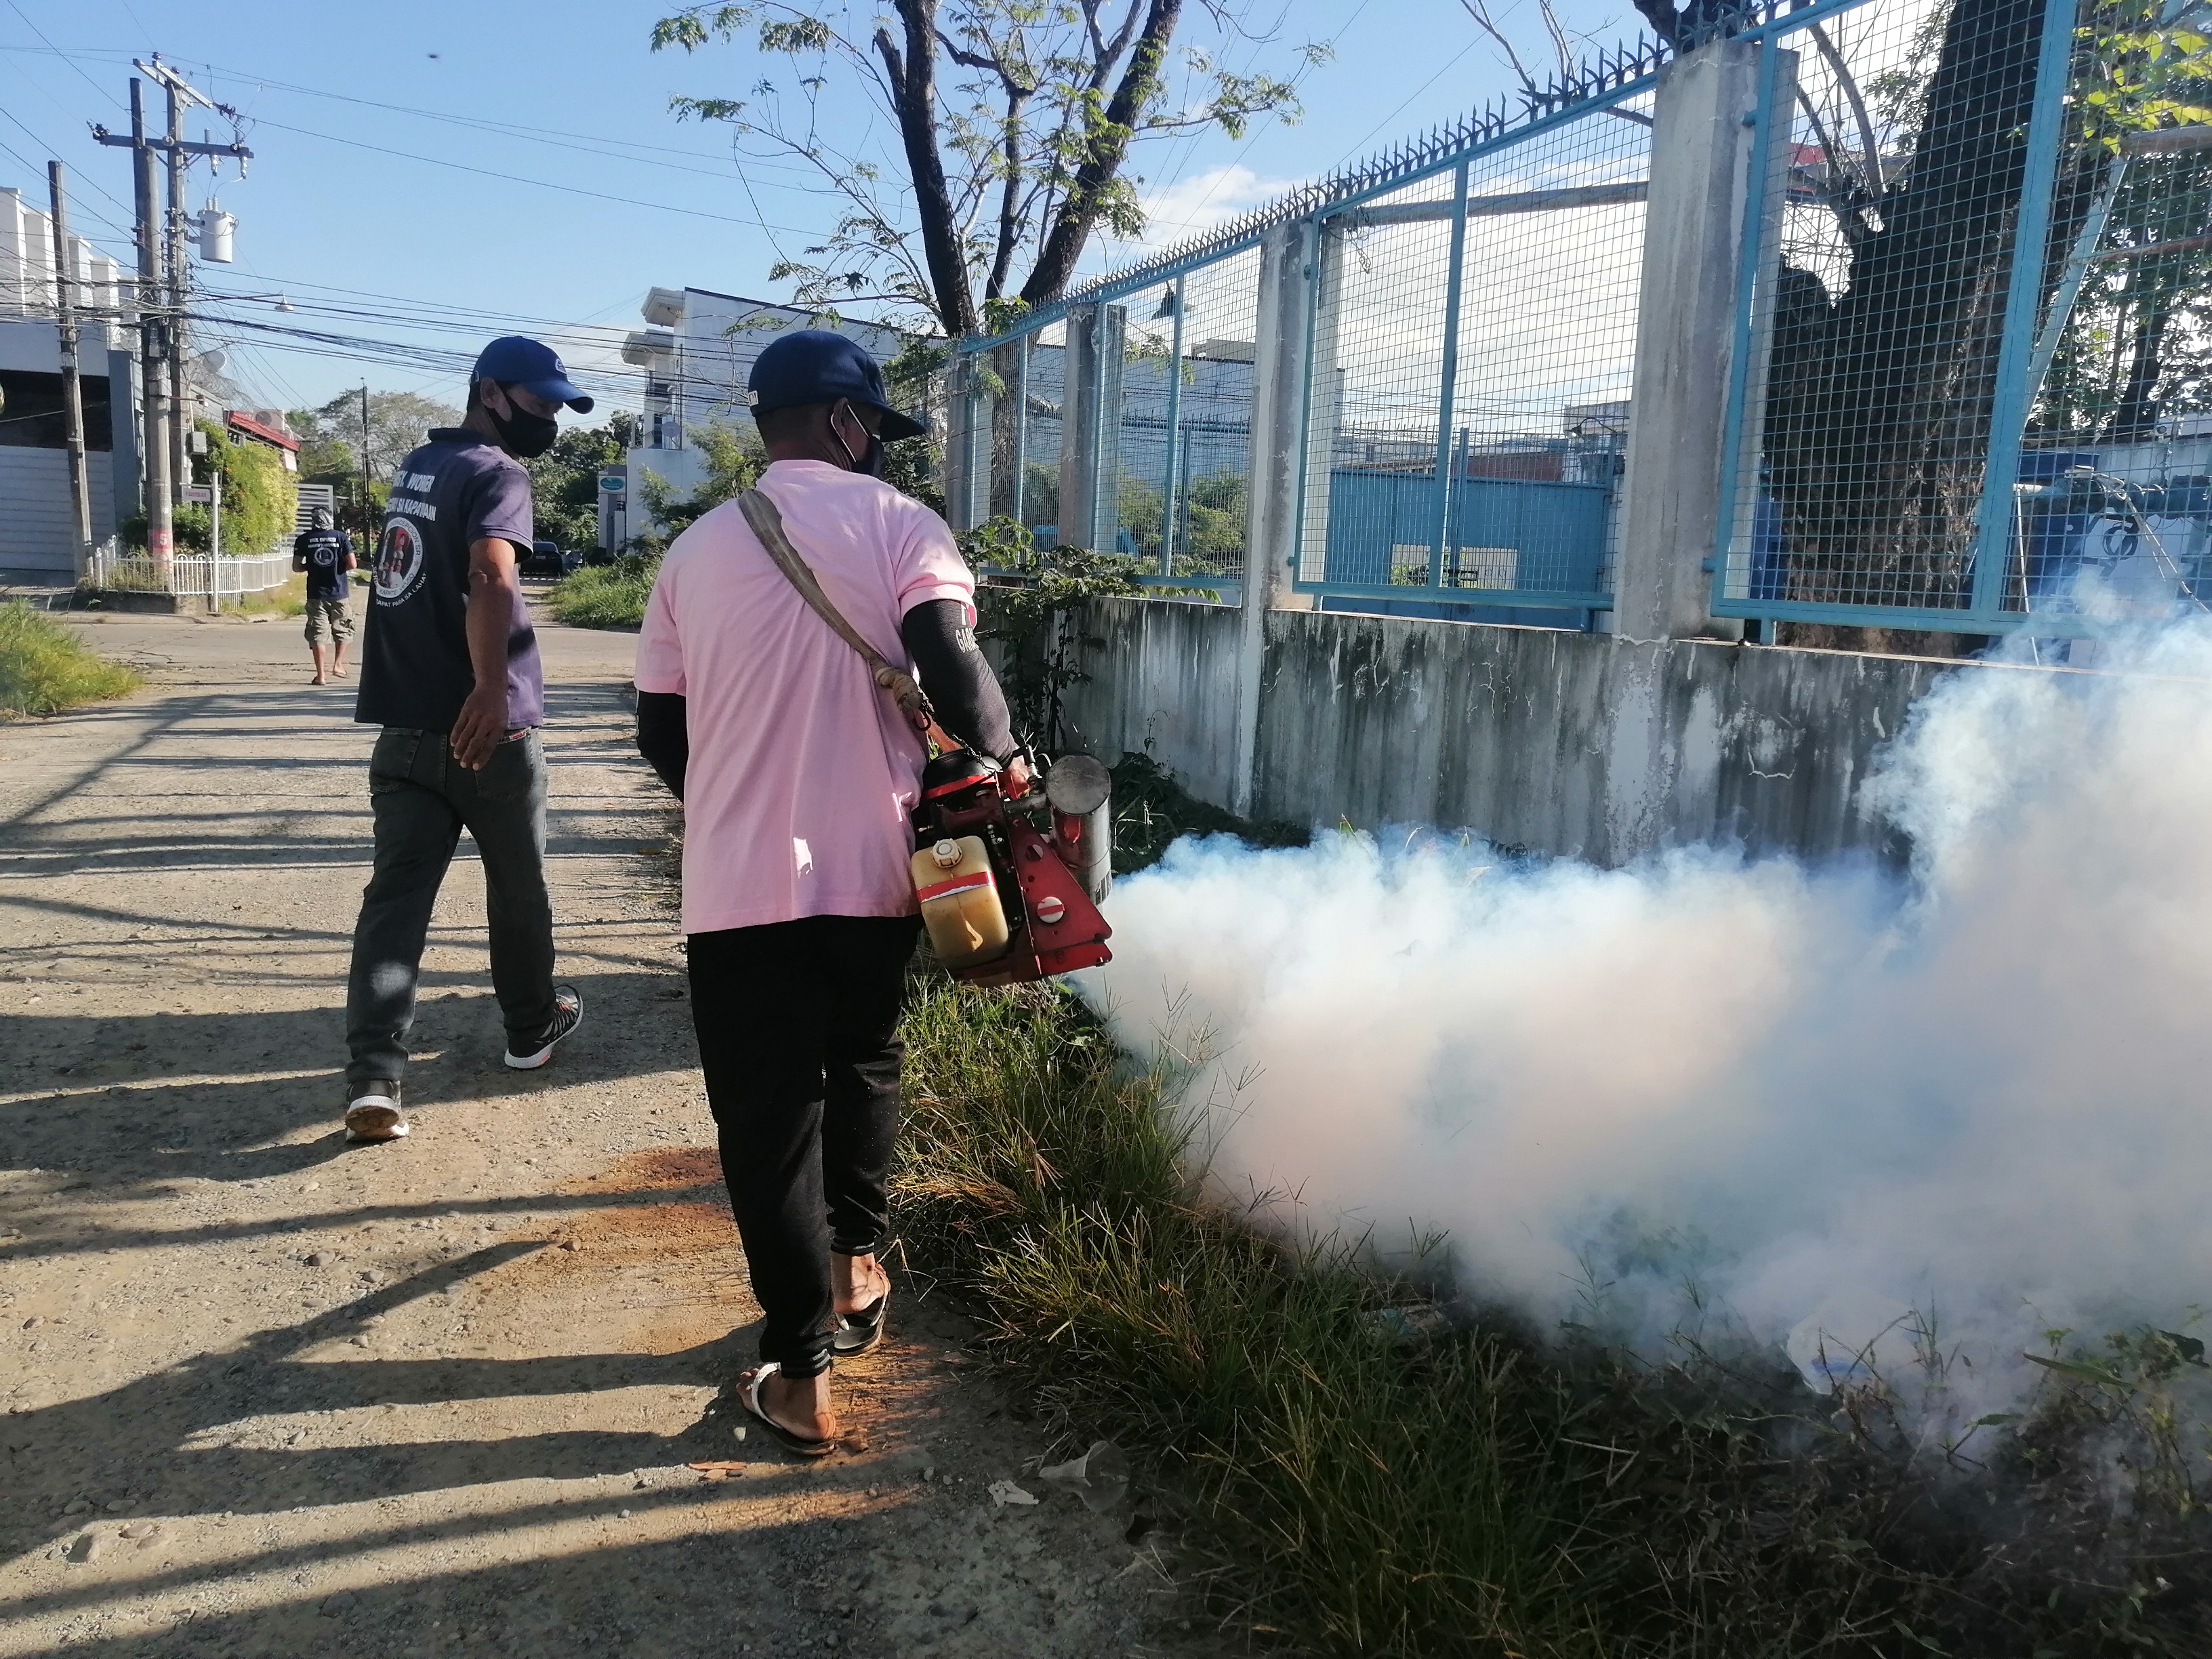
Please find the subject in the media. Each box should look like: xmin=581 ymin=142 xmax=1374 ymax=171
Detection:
xmin=345 ymin=726 xmax=556 ymax=1093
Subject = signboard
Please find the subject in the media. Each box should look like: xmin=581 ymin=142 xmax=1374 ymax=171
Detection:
xmin=183 ymin=485 xmax=214 ymax=504
xmin=599 ymin=472 xmax=626 ymax=495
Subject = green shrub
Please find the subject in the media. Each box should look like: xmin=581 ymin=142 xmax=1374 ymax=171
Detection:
xmin=121 ymin=427 xmax=300 ymax=555
xmin=547 ymin=554 xmax=659 ymax=630
xmin=203 ymin=424 xmax=298 ymax=554
xmin=0 ymin=602 xmax=140 ymax=716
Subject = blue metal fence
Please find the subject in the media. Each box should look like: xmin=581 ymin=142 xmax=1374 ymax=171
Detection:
xmin=1706 ymin=0 xmax=2203 ymax=640
xmin=956 ymin=0 xmax=2152 ymax=643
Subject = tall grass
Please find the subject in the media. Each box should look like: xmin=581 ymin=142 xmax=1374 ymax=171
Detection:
xmin=896 ymin=975 xmax=1613 ymax=1654
xmin=895 ymin=970 xmax=2212 ymax=1654
xmin=0 ymin=602 xmax=140 ymax=717
xmin=547 ymin=555 xmax=657 ymax=630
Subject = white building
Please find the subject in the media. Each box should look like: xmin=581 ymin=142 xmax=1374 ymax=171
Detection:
xmin=0 ymin=186 xmax=135 ymax=584
xmin=617 ymin=287 xmax=909 ymax=537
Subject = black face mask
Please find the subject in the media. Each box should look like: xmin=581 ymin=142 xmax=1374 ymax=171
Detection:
xmin=830 ymin=403 xmax=884 ymax=478
xmin=487 ymin=389 xmax=559 ymax=459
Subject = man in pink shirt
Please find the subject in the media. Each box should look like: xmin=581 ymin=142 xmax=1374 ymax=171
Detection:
xmin=634 ymin=331 xmax=1027 ymax=1456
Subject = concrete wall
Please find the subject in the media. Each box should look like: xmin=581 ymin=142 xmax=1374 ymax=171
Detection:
xmin=1056 ymin=596 xmax=1245 ymax=810
xmin=1059 ymin=595 xmax=1984 ymax=864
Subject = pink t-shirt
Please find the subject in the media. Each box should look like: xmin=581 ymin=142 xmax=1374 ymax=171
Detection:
xmin=633 ymin=459 xmax=976 ymax=935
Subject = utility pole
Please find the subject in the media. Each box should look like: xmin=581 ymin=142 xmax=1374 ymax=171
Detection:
xmin=359 ymin=384 xmax=373 ymax=546
xmin=46 ymin=161 xmax=94 ymax=581
xmin=93 ymin=60 xmax=249 ymax=572
xmin=165 ymin=75 xmax=190 ymax=501
xmin=125 ymin=78 xmax=171 ymax=566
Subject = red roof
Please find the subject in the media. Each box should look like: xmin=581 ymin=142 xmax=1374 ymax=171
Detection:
xmin=225 ymin=410 xmax=300 ymax=451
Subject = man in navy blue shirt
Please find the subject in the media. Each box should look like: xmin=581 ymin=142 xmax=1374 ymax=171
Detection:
xmin=292 ymin=508 xmax=356 ymax=684
xmin=341 ymin=337 xmax=592 ymax=1144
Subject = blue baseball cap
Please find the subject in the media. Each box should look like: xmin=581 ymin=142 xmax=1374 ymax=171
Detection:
xmin=747 ymin=329 xmax=924 ymax=441
xmin=472 ymin=335 xmax=594 ymax=413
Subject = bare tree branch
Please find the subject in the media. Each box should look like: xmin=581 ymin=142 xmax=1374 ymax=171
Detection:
xmin=1022 ymin=0 xmax=1183 ymax=305
xmin=876 ymin=1 xmax=981 ymax=336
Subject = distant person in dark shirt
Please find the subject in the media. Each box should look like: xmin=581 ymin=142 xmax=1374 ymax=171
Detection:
xmin=339 ymin=337 xmax=592 ymax=1145
xmin=292 ymin=508 xmax=356 ymax=684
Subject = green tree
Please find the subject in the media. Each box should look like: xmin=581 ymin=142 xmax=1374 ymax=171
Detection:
xmin=649 ymin=1 xmax=1324 ymax=336
xmin=524 ymin=413 xmax=640 ymax=552
xmin=1180 ymin=469 xmax=1245 ymax=571
xmin=186 ymin=420 xmax=298 ymax=555
xmin=2033 ymin=0 xmax=2212 ymax=441
xmin=287 ymin=390 xmax=464 ymax=485
xmin=634 ymin=422 xmax=770 ymax=552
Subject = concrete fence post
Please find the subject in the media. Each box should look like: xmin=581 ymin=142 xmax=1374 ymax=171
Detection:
xmin=1057 ymin=302 xmax=1126 ymax=554
xmin=942 ymin=351 xmax=980 ymax=533
xmin=1231 ymin=218 xmax=1319 ymax=817
xmin=1613 ymin=38 xmax=1765 ymax=642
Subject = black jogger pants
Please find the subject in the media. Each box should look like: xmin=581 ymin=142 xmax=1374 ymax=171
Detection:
xmin=687 ymin=915 xmax=921 ymax=1380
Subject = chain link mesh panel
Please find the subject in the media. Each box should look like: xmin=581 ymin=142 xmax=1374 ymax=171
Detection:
xmin=1719 ymin=0 xmax=2081 ymax=621
xmin=1113 ymin=245 xmax=1264 ymax=580
xmin=2017 ymin=6 xmax=2212 ymax=630
xmin=1296 ymin=94 xmax=1648 ymax=613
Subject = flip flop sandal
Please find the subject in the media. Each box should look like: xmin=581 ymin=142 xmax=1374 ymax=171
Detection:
xmin=832 ymin=1284 xmax=890 ymax=1359
xmin=738 ymin=1363 xmax=836 ymax=1458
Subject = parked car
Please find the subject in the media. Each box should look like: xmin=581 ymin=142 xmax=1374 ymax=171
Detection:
xmin=521 ymin=539 xmax=581 ymax=579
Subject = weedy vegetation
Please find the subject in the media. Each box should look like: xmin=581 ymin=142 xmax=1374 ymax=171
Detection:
xmin=547 ymin=554 xmax=660 ymax=631
xmin=0 ymin=602 xmax=141 ymax=718
xmin=890 ymin=761 xmax=2212 ymax=1656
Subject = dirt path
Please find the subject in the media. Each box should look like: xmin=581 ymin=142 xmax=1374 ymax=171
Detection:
xmin=0 ymin=607 xmax=1187 ymax=1658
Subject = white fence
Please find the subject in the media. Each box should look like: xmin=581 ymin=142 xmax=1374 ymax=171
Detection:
xmin=89 ymin=549 xmax=293 ymax=601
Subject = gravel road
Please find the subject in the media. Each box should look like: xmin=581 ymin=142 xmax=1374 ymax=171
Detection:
xmin=0 ymin=605 xmax=1197 ymax=1658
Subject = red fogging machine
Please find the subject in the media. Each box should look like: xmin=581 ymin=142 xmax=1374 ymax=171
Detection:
xmin=909 ymin=750 xmax=1113 ymax=985
xmin=734 ymin=487 xmax=1113 ymax=986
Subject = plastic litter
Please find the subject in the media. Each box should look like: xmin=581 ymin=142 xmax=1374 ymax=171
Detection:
xmin=987 ymin=1478 xmax=1039 ymax=1507
xmin=1365 ymin=1305 xmax=1452 ymax=1349
xmin=1038 ymin=1439 xmax=1130 ymax=1512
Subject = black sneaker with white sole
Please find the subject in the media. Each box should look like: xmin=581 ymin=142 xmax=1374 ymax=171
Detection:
xmin=505 ymin=985 xmax=583 ymax=1069
xmin=344 ymin=1083 xmax=408 ymax=1143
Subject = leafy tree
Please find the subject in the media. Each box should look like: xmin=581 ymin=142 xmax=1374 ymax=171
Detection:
xmin=524 ymin=413 xmax=641 ymax=552
xmin=287 ymin=390 xmax=464 ymax=486
xmin=294 ymin=430 xmax=354 ymax=483
xmin=1180 ymin=468 xmax=1245 ymax=571
xmin=633 ymin=422 xmax=771 ymax=552
xmin=178 ymin=419 xmax=297 ymax=555
xmin=649 ymin=1 xmax=1324 ymax=336
xmin=2034 ymin=0 xmax=2212 ymax=441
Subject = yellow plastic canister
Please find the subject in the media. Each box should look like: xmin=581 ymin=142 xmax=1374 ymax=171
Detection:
xmin=910 ymin=836 xmax=1011 ymax=968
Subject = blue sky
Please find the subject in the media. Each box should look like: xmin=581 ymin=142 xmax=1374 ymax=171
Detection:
xmin=0 ymin=0 xmax=1631 ymax=417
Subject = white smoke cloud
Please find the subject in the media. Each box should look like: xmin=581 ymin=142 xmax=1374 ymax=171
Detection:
xmin=1080 ymin=621 xmax=2212 ymax=1401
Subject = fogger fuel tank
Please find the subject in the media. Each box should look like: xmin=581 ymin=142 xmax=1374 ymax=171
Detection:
xmin=910 ymin=751 xmax=1113 ymax=985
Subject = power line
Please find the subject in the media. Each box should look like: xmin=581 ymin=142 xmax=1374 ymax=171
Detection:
xmin=0 ymin=43 xmax=827 ymax=195
xmin=241 ymin=115 xmax=827 ymax=238
xmin=198 ymin=62 xmax=814 ymax=184
xmin=0 ymin=70 xmax=143 ymax=245
xmin=0 ymin=0 xmax=124 ymax=112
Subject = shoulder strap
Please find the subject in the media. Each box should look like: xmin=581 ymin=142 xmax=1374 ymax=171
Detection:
xmin=738 ymin=487 xmax=937 ymax=734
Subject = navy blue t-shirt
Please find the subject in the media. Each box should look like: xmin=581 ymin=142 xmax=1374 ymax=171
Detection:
xmin=354 ymin=428 xmax=544 ymax=733
xmin=293 ymin=527 xmax=352 ymax=602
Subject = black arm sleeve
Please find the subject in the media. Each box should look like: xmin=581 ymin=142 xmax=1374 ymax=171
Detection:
xmin=901 ymin=598 xmax=1017 ymax=762
xmin=636 ymin=691 xmax=689 ymax=801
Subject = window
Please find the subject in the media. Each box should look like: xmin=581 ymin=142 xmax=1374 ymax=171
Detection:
xmin=0 ymin=370 xmax=115 ymax=451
